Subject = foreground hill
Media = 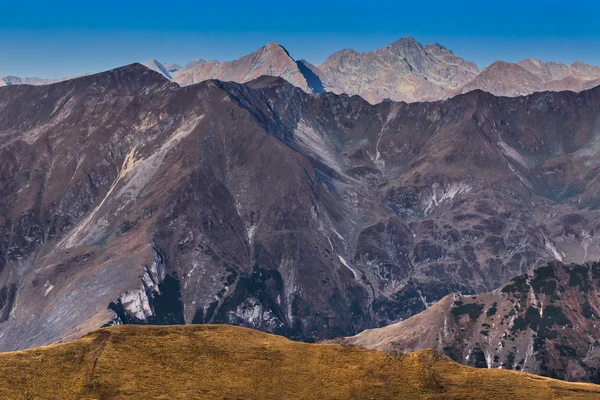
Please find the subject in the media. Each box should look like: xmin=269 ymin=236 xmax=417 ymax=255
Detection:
xmin=340 ymin=262 xmax=600 ymax=382
xmin=0 ymin=324 xmax=598 ymax=400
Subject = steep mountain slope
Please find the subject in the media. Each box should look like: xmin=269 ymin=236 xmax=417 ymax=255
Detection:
xmin=341 ymin=262 xmax=600 ymax=382
xmin=317 ymin=37 xmax=479 ymax=103
xmin=173 ymin=42 xmax=313 ymax=91
xmin=0 ymin=324 xmax=598 ymax=400
xmin=4 ymin=64 xmax=600 ymax=351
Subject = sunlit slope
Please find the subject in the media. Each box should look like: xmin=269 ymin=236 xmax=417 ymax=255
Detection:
xmin=0 ymin=324 xmax=598 ymax=399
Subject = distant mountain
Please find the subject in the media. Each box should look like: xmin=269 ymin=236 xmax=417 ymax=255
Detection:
xmin=316 ymin=37 xmax=480 ymax=103
xmin=458 ymin=59 xmax=600 ymax=97
xmin=141 ymin=59 xmax=213 ymax=79
xmin=457 ymin=61 xmax=544 ymax=97
xmin=3 ymin=37 xmax=600 ymax=103
xmin=170 ymin=39 xmax=600 ymax=102
xmin=142 ymin=59 xmax=175 ymax=79
xmin=0 ymin=74 xmax=86 ymax=87
xmin=172 ymin=42 xmax=313 ymax=92
xmin=340 ymin=261 xmax=600 ymax=383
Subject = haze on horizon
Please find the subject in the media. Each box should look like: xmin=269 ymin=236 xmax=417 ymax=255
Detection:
xmin=1 ymin=0 xmax=599 ymax=78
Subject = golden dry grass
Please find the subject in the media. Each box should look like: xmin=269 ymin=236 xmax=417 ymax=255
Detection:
xmin=0 ymin=324 xmax=598 ymax=399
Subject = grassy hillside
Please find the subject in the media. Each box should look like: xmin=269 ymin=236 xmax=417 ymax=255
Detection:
xmin=0 ymin=324 xmax=598 ymax=399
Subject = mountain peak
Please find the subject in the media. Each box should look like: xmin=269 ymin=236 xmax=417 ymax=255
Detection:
xmin=262 ymin=42 xmax=293 ymax=58
xmin=388 ymin=36 xmax=423 ymax=51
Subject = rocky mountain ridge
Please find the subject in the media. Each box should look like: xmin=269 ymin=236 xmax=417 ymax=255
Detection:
xmin=4 ymin=37 xmax=600 ymax=103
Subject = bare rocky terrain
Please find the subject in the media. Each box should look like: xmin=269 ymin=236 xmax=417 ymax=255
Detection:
xmin=2 ymin=64 xmax=600 ymax=357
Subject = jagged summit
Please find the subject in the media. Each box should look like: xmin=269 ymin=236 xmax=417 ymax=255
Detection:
xmin=317 ymin=36 xmax=479 ymax=103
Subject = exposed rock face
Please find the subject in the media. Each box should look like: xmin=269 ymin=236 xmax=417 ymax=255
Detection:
xmin=341 ymin=261 xmax=600 ymax=383
xmin=4 ymin=64 xmax=600 ymax=353
xmin=317 ymin=37 xmax=480 ymax=103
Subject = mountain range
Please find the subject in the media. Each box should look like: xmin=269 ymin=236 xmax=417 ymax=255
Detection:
xmin=3 ymin=37 xmax=600 ymax=104
xmin=3 ymin=61 xmax=600 ymax=359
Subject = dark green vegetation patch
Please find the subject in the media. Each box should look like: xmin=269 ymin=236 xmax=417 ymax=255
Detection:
xmin=511 ymin=304 xmax=571 ymax=336
xmin=452 ymin=303 xmax=484 ymax=321
xmin=530 ymin=265 xmax=557 ymax=294
xmin=568 ymin=265 xmax=589 ymax=289
xmin=502 ymin=274 xmax=530 ymax=294
xmin=554 ymin=344 xmax=578 ymax=357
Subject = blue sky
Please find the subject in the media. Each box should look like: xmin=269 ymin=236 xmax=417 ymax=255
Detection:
xmin=1 ymin=0 xmax=600 ymax=78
